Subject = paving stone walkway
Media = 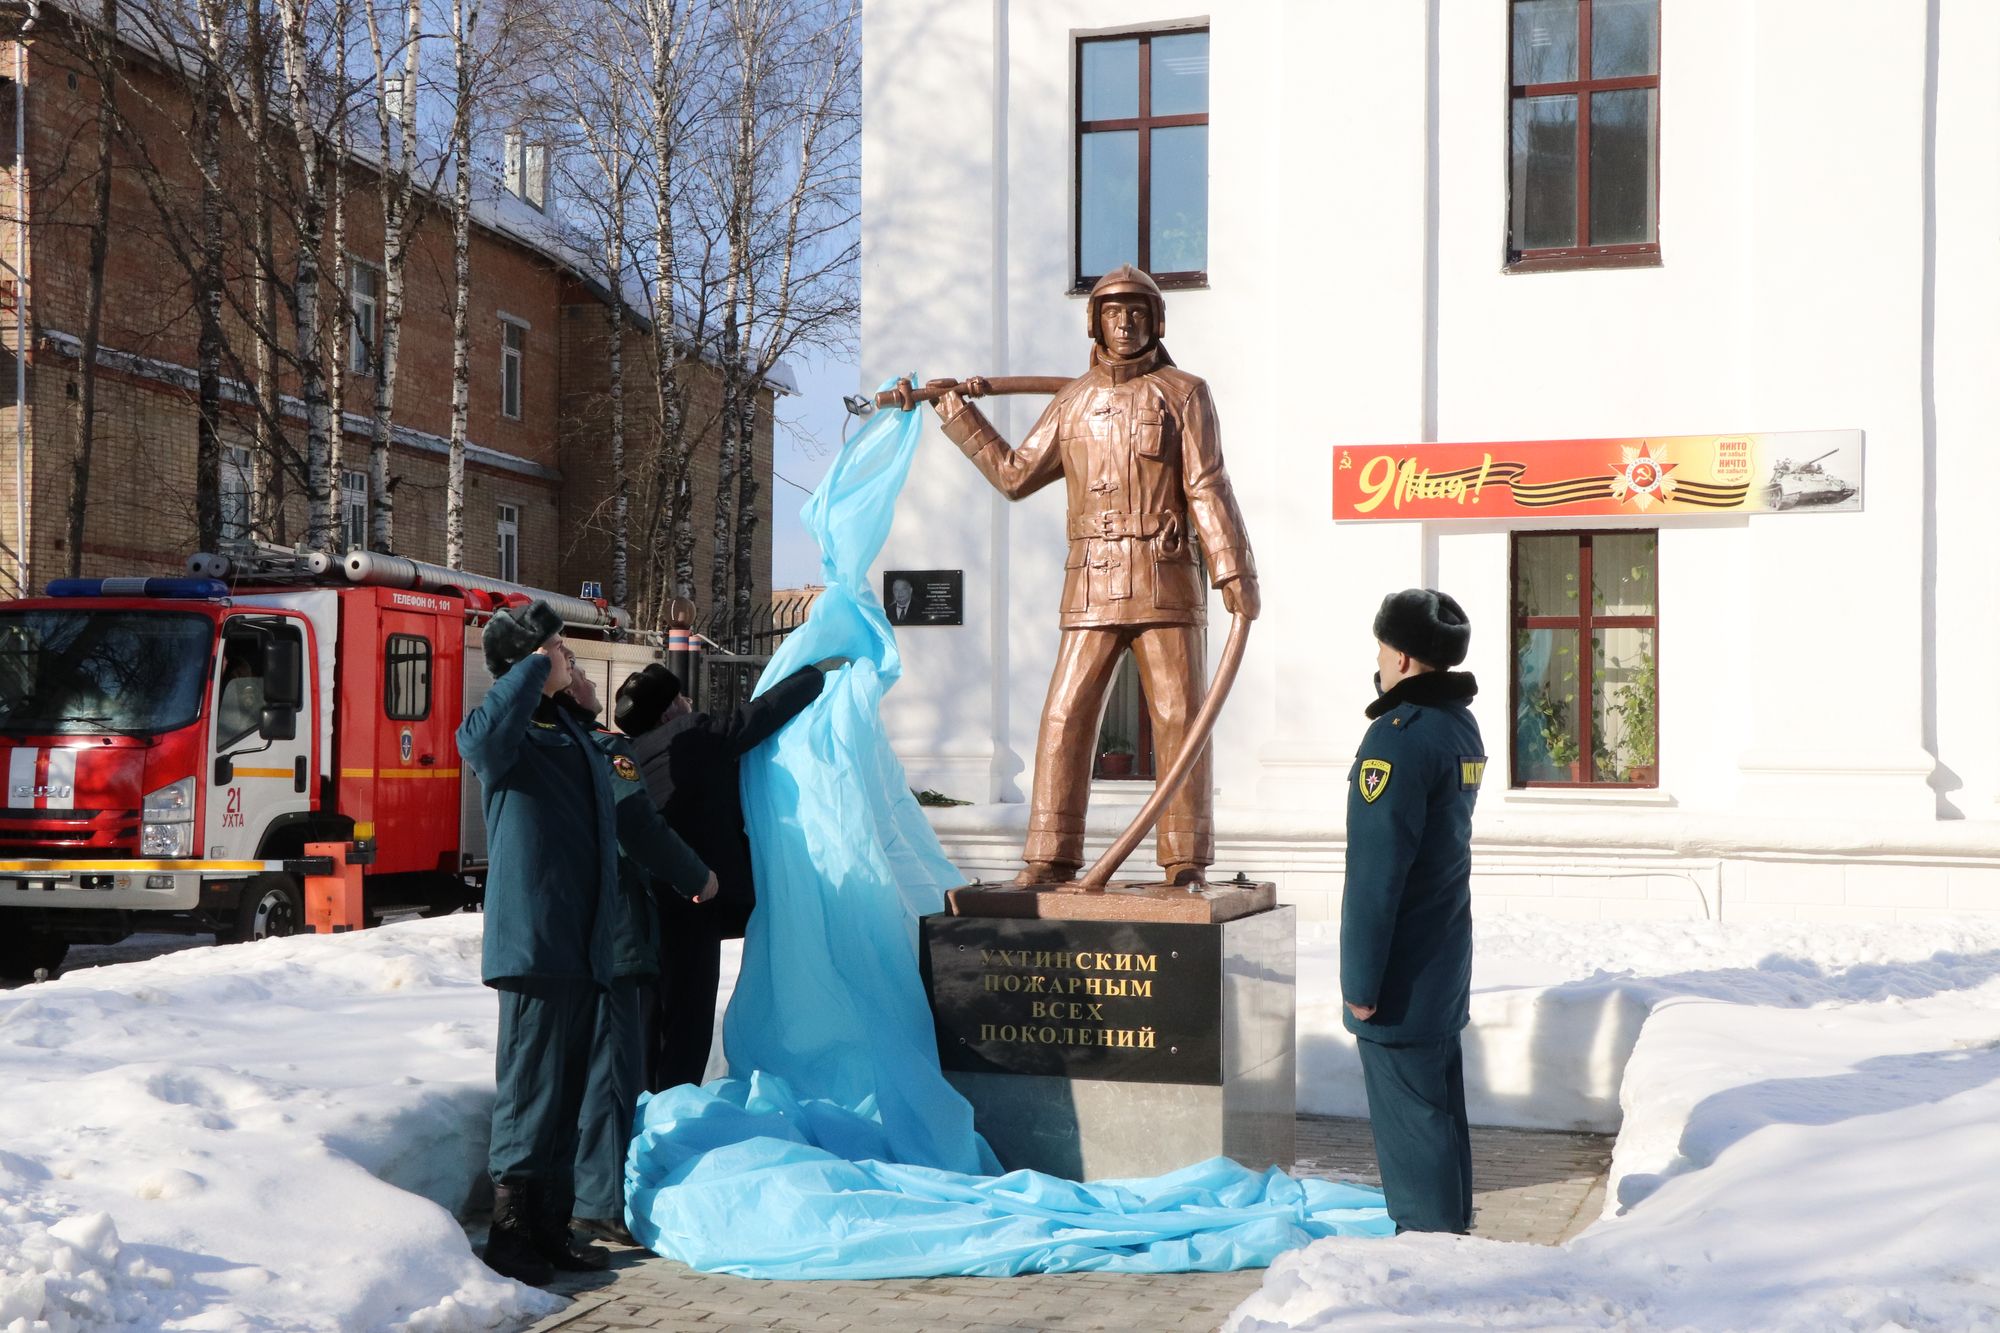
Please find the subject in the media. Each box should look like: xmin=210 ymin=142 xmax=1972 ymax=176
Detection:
xmin=514 ymin=1116 xmax=1613 ymax=1333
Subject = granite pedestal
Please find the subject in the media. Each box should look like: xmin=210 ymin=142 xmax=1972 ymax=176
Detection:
xmin=920 ymin=894 xmax=1295 ymax=1183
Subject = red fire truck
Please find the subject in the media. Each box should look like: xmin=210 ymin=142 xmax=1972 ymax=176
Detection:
xmin=0 ymin=546 xmax=663 ymax=979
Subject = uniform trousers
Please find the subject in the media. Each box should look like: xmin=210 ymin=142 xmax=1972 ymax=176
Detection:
xmin=489 ymin=978 xmax=598 ymax=1220
xmin=573 ymin=976 xmax=645 ymax=1220
xmin=646 ymin=926 xmax=725 ymax=1092
xmin=1356 ymin=1032 xmax=1473 ymax=1234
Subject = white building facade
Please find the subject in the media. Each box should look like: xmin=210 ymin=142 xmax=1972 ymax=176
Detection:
xmin=861 ymin=0 xmax=2000 ymax=925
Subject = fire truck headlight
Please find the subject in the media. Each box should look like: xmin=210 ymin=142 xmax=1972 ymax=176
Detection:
xmin=142 ymin=779 xmax=196 ymax=858
xmin=141 ymin=822 xmax=194 ymax=858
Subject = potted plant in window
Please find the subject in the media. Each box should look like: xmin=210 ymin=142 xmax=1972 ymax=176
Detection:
xmin=1529 ymin=688 xmax=1583 ymax=782
xmin=1096 ymin=725 xmax=1135 ymax=780
xmin=1611 ymin=649 xmax=1658 ymax=785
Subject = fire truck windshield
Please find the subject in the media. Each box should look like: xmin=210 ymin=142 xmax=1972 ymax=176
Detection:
xmin=0 ymin=610 xmax=215 ymax=736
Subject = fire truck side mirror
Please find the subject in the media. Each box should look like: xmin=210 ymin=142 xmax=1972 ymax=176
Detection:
xmin=259 ymin=706 xmax=297 ymax=743
xmin=263 ymin=639 xmax=304 ymax=710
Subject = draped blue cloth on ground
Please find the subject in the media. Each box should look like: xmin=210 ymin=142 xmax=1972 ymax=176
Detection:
xmin=623 ymin=380 xmax=1393 ymax=1279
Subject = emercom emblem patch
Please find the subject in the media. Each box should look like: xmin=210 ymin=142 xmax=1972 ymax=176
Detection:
xmin=612 ymin=754 xmax=641 ymax=783
xmin=1359 ymin=759 xmax=1393 ymax=804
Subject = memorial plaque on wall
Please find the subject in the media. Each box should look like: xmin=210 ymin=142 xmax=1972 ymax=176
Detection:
xmin=920 ymin=915 xmax=1223 ymax=1085
xmin=882 ymin=569 xmax=963 ymax=626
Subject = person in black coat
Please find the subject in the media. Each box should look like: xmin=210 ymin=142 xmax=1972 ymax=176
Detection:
xmin=614 ymin=656 xmax=846 ymax=1090
xmin=1341 ymin=588 xmax=1484 ymax=1235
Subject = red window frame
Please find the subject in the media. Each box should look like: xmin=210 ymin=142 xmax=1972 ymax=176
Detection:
xmin=1507 ymin=0 xmax=1661 ymax=273
xmin=1509 ymin=530 xmax=1659 ymax=788
xmin=1074 ymin=28 xmax=1210 ymax=293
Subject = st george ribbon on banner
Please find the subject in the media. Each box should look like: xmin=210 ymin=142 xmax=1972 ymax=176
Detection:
xmin=622 ymin=378 xmax=1392 ymax=1280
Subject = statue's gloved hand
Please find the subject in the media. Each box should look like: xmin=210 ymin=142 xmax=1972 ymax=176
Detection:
xmin=1221 ymin=574 xmax=1262 ymax=621
xmin=923 ymin=378 xmax=964 ymax=419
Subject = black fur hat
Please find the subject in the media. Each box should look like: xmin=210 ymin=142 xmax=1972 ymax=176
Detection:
xmin=481 ymin=599 xmax=565 ymax=678
xmin=1373 ymin=588 xmax=1471 ymax=668
xmin=615 ymin=662 xmax=684 ymax=736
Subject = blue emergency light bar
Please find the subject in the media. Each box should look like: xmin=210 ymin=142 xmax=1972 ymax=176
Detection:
xmin=46 ymin=577 xmax=230 ymax=599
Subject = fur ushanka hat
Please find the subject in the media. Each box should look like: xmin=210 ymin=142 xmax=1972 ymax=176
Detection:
xmin=481 ymin=599 xmax=566 ymax=678
xmin=1373 ymin=588 xmax=1471 ymax=668
xmin=613 ymin=662 xmax=684 ymax=737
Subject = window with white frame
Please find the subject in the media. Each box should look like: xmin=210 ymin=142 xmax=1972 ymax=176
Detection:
xmin=502 ymin=132 xmax=547 ymax=211
xmin=500 ymin=319 xmax=525 ymax=420
xmin=496 ymin=503 xmax=519 ymax=583
xmin=340 ymin=469 xmax=368 ymax=552
xmin=221 ymin=445 xmax=253 ymax=539
xmin=349 ymin=261 xmax=380 ymax=375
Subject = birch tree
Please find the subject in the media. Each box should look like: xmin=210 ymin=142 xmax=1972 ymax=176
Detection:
xmin=536 ymin=0 xmax=648 ymax=608
xmin=274 ymin=0 xmax=335 ymax=552
xmin=698 ymin=0 xmax=857 ymax=643
xmin=444 ymin=0 xmax=477 ymax=570
xmin=361 ymin=0 xmax=424 ymax=552
xmin=641 ymin=0 xmax=701 ymax=617
xmin=64 ymin=0 xmax=121 ymax=578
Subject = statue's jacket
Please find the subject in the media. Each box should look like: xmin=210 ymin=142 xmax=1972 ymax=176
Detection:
xmin=938 ymin=344 xmax=1255 ymax=630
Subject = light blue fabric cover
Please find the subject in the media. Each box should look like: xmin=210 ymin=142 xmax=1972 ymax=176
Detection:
xmin=624 ymin=381 xmax=1393 ymax=1279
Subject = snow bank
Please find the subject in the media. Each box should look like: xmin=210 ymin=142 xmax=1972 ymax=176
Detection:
xmin=1232 ymin=915 xmax=2000 ymax=1331
xmin=0 ymin=918 xmax=562 ymax=1332
xmin=1298 ymin=914 xmax=2000 ymax=1131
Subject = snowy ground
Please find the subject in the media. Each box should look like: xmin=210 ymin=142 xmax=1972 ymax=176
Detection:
xmin=1232 ymin=915 xmax=2000 ymax=1332
xmin=5 ymin=911 xmax=1998 ymax=1331
xmin=0 ymin=920 xmax=563 ymax=1333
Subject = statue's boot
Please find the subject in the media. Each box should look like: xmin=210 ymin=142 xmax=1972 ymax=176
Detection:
xmin=1163 ymin=862 xmax=1206 ymax=887
xmin=1014 ymin=862 xmax=1076 ymax=886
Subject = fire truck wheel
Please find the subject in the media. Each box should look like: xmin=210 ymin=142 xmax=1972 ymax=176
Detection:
xmin=226 ymin=875 xmax=305 ymax=944
xmin=0 ymin=932 xmax=68 ymax=980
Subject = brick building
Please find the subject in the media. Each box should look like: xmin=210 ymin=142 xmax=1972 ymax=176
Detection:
xmin=0 ymin=9 xmax=776 ymax=622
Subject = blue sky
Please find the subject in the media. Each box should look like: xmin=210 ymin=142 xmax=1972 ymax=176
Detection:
xmin=770 ymin=346 xmax=865 ymax=588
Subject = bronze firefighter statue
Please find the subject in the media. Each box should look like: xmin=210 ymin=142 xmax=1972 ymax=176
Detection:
xmin=920 ymin=265 xmax=1260 ymax=887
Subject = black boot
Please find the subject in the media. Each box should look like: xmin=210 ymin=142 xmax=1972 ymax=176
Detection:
xmin=572 ymin=1214 xmax=638 ymax=1248
xmin=482 ymin=1184 xmax=554 ymax=1287
xmin=532 ymin=1191 xmax=611 ymax=1272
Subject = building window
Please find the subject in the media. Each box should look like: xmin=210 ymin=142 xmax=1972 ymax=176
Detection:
xmin=349 ymin=261 xmax=379 ymax=375
xmin=384 ymin=633 xmax=432 ymax=721
xmin=1508 ymin=0 xmax=1659 ymax=270
xmin=0 ymin=78 xmax=18 ymax=170
xmin=1075 ymin=27 xmax=1209 ymax=290
xmin=496 ymin=503 xmax=519 ymax=583
xmin=499 ymin=319 xmax=525 ymax=420
xmin=502 ymin=131 xmax=547 ymax=211
xmin=1511 ymin=531 xmax=1658 ymax=787
xmin=340 ymin=469 xmax=368 ymax=553
xmin=220 ymin=445 xmax=253 ymax=540
xmin=1092 ymin=651 xmax=1157 ymax=781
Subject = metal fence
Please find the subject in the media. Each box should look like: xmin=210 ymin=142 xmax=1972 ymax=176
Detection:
xmin=680 ymin=592 xmax=818 ymax=713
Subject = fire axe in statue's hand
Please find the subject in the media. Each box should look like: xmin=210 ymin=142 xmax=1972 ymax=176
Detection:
xmin=874 ymin=373 xmax=1253 ymax=894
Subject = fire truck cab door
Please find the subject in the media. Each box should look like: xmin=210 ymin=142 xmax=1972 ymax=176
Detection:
xmin=206 ymin=615 xmax=313 ymax=859
xmin=374 ymin=608 xmax=457 ymax=874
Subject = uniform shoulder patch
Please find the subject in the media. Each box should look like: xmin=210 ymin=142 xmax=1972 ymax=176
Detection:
xmin=612 ymin=754 xmax=640 ymax=783
xmin=1358 ymin=758 xmax=1393 ymax=803
xmin=1459 ymin=755 xmax=1487 ymax=790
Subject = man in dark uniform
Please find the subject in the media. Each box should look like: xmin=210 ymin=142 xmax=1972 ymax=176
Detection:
xmin=614 ymin=655 xmax=844 ymax=1091
xmin=459 ymin=602 xmax=715 ymax=1286
xmin=1341 ymin=588 xmax=1483 ymax=1235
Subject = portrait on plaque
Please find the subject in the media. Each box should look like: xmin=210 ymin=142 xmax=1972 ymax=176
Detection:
xmin=882 ymin=569 xmax=964 ymax=626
